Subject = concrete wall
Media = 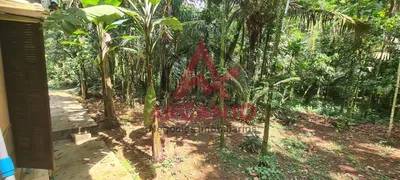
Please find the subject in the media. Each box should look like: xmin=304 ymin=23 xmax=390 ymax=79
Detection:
xmin=0 ymin=46 xmax=15 ymax=161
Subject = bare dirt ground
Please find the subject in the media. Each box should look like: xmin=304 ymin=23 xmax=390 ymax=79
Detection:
xmin=271 ymin=112 xmax=400 ymax=180
xmin=76 ymin=93 xmax=400 ymax=180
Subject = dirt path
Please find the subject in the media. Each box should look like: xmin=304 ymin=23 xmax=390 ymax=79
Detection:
xmin=49 ymin=89 xmax=134 ymax=180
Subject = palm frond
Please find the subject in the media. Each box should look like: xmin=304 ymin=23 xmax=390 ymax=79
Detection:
xmin=288 ymin=2 xmax=370 ymax=33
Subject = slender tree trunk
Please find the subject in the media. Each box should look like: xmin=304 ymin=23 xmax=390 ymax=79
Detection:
xmin=261 ymin=83 xmax=273 ymax=155
xmin=121 ymin=53 xmax=126 ymax=100
xmin=98 ymin=23 xmax=117 ymax=127
xmin=240 ymin=21 xmax=246 ymax=66
xmin=345 ymin=58 xmax=357 ymax=118
xmin=346 ymin=0 xmax=363 ymax=118
xmin=160 ymin=44 xmax=171 ymax=99
xmin=247 ymin=43 xmax=257 ymax=81
xmin=126 ymin=78 xmax=132 ymax=106
xmin=388 ymin=58 xmax=400 ymax=137
xmin=125 ymin=28 xmax=136 ymax=108
xmin=219 ymin=1 xmax=227 ymax=150
xmin=260 ymin=27 xmax=272 ymax=80
xmin=161 ymin=67 xmax=171 ymax=97
xmin=128 ymin=53 xmax=136 ymax=108
xmin=261 ymin=0 xmax=285 ymax=156
xmin=226 ymin=20 xmax=243 ymax=64
xmin=387 ymin=0 xmax=399 ymax=136
xmin=80 ymin=60 xmax=87 ymax=100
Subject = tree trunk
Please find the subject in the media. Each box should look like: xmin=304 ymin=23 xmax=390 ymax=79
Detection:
xmin=80 ymin=60 xmax=87 ymax=100
xmin=225 ymin=20 xmax=243 ymax=64
xmin=98 ymin=23 xmax=117 ymax=127
xmin=390 ymin=0 xmax=399 ymax=16
xmin=240 ymin=21 xmax=246 ymax=66
xmin=346 ymin=0 xmax=363 ymax=118
xmin=148 ymin=64 xmax=164 ymax=162
xmin=261 ymin=0 xmax=285 ymax=156
xmin=127 ymin=52 xmax=136 ymax=108
xmin=261 ymin=83 xmax=273 ymax=155
xmin=219 ymin=1 xmax=227 ymax=150
xmin=388 ymin=58 xmax=400 ymax=137
xmin=260 ymin=27 xmax=272 ymax=80
xmin=219 ymin=99 xmax=225 ymax=150
xmin=120 ymin=52 xmax=126 ymax=100
xmin=152 ymin=116 xmax=164 ymax=162
xmin=161 ymin=67 xmax=171 ymax=98
xmin=345 ymin=56 xmax=358 ymax=118
xmin=387 ymin=0 xmax=399 ymax=137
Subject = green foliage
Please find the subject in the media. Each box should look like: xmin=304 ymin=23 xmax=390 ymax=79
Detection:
xmin=82 ymin=0 xmax=122 ymax=7
xmin=45 ymin=5 xmax=126 ymax=34
xmin=281 ymin=137 xmax=308 ymax=161
xmin=155 ymin=17 xmax=183 ymax=30
xmin=219 ymin=146 xmax=257 ymax=171
xmin=44 ymin=0 xmax=400 ymax=175
xmin=160 ymin=158 xmax=174 ymax=168
xmin=246 ymin=155 xmax=284 ymax=180
xmin=83 ymin=5 xmax=125 ymax=24
xmin=149 ymin=0 xmax=161 ymax=5
xmin=332 ymin=118 xmax=350 ymax=132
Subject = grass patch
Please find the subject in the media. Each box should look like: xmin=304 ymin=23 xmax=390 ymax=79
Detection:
xmin=281 ymin=137 xmax=308 ymax=162
xmin=246 ymin=153 xmax=284 ymax=180
xmin=161 ymin=158 xmax=175 ymax=169
xmin=273 ymin=136 xmax=333 ymax=179
xmin=219 ymin=146 xmax=257 ymax=171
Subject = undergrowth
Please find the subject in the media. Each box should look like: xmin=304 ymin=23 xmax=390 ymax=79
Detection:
xmin=219 ymin=146 xmax=257 ymax=171
xmin=246 ymin=154 xmax=284 ymax=180
xmin=282 ymin=98 xmax=389 ymax=125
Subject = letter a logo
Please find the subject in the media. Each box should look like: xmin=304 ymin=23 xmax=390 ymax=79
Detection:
xmin=172 ymin=40 xmax=241 ymax=100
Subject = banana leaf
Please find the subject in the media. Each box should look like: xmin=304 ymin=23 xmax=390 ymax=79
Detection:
xmin=143 ymin=83 xmax=157 ymax=127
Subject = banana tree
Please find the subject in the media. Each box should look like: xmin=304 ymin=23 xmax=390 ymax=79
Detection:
xmin=122 ymin=0 xmax=182 ymax=162
xmin=45 ymin=1 xmax=128 ymax=128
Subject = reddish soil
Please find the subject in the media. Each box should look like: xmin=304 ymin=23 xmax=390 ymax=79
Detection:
xmin=288 ymin=112 xmax=400 ymax=179
xmin=81 ymin=98 xmax=255 ymax=180
xmin=79 ymin=96 xmax=400 ymax=180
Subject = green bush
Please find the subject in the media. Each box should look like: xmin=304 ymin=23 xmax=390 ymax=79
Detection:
xmin=247 ymin=155 xmax=284 ymax=180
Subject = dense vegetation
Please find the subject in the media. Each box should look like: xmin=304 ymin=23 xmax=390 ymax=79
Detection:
xmin=44 ymin=0 xmax=399 ymax=178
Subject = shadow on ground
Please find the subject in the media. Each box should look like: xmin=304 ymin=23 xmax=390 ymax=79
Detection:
xmin=273 ymin=110 xmax=400 ymax=179
xmin=80 ymin=94 xmax=400 ymax=179
xmin=50 ymin=90 xmax=132 ymax=180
